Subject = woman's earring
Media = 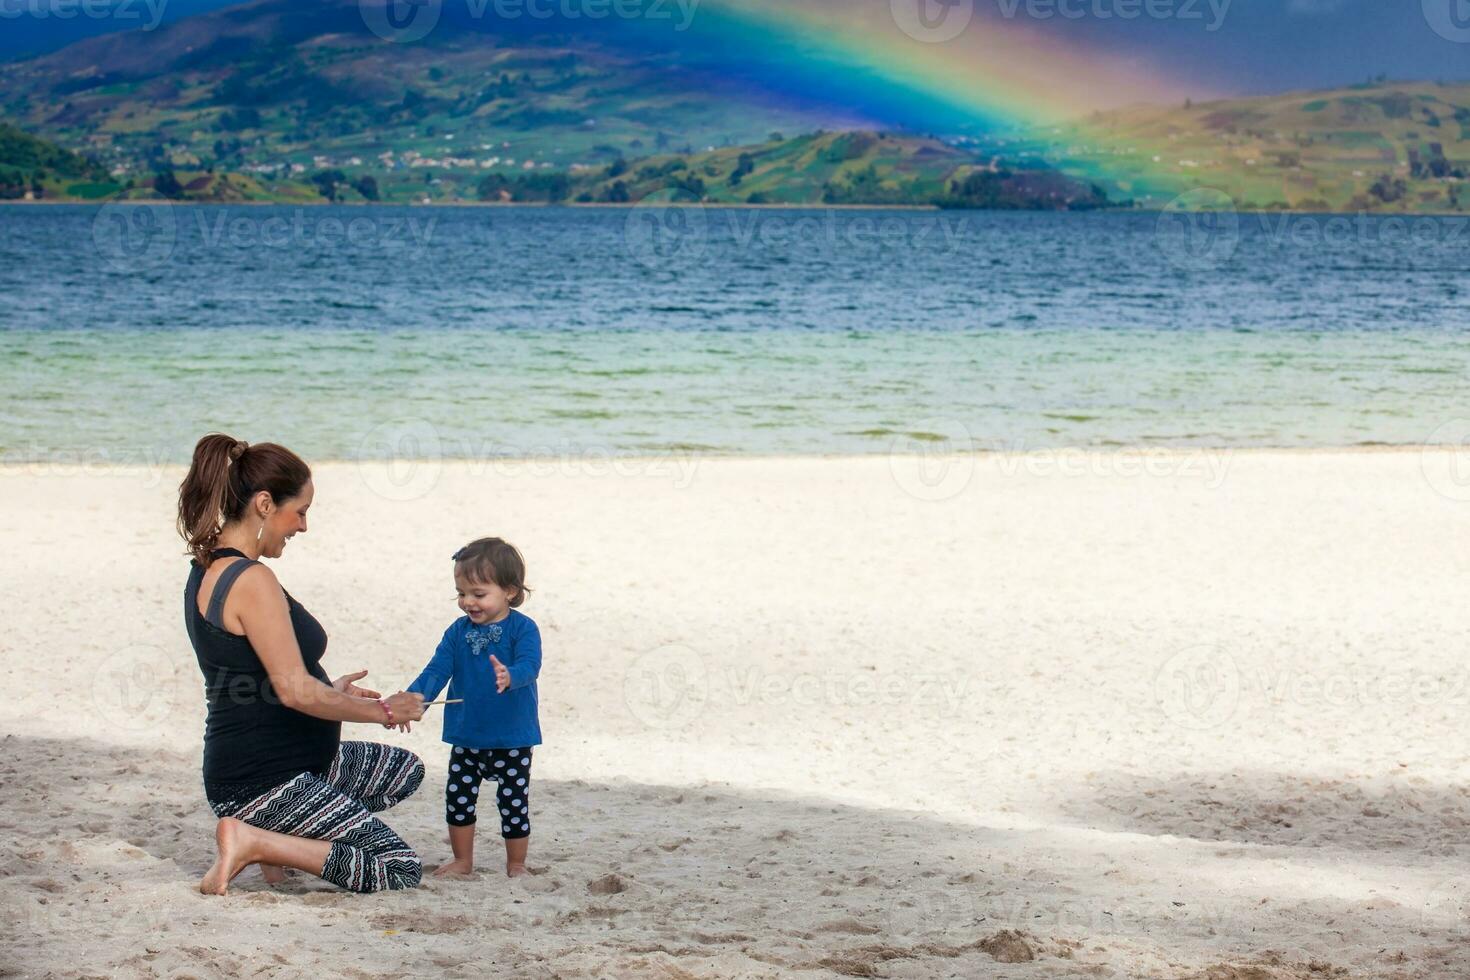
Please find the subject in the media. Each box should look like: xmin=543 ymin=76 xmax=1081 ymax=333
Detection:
xmin=257 ymin=518 xmax=265 ymax=543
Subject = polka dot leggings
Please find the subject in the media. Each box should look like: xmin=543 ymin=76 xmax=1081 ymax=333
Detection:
xmin=446 ymin=746 xmax=533 ymax=839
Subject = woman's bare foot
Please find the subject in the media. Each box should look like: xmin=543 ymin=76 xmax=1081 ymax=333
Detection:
xmin=432 ymin=859 xmax=475 ymax=877
xmin=199 ymin=818 xmax=253 ymax=896
xmin=260 ymin=863 xmax=286 ymax=885
xmin=506 ymin=863 xmax=529 ymax=878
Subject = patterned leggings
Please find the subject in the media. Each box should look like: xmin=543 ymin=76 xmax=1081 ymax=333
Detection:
xmin=445 ymin=746 xmax=533 ymax=838
xmin=210 ymin=741 xmax=425 ymax=893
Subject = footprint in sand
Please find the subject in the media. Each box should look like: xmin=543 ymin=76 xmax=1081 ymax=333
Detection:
xmin=586 ymin=873 xmax=630 ymax=895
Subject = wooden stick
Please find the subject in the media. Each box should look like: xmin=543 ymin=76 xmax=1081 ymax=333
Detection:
xmin=423 ymin=699 xmax=463 ymax=706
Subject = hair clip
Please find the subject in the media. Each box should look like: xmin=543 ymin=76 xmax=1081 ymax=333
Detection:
xmin=451 ymin=547 xmax=467 ymax=561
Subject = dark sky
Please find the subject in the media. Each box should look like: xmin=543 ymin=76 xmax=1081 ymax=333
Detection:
xmin=2 ymin=0 xmax=1467 ymax=96
xmin=1022 ymin=0 xmax=1470 ymax=96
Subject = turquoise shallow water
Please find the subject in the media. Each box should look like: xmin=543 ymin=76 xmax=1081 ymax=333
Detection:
xmin=2 ymin=204 xmax=1467 ymax=461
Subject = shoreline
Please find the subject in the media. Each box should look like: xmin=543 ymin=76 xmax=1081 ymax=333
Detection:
xmin=4 ymin=197 xmax=1468 ymax=216
xmin=0 ymin=443 xmax=1457 ymax=474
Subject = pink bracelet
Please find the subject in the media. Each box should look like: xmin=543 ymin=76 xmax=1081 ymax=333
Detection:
xmin=377 ymin=699 xmax=394 ymax=727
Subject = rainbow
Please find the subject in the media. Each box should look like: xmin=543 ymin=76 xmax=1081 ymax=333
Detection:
xmin=627 ymin=0 xmax=1212 ymax=196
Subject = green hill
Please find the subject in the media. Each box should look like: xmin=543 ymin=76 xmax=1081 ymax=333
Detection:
xmin=1 ymin=0 xmax=1464 ymax=211
xmin=0 ymin=122 xmax=112 ymax=199
xmin=1042 ymin=80 xmax=1470 ymax=211
xmin=562 ymin=132 xmax=1107 ymax=209
xmin=29 ymin=129 xmax=1102 ymax=209
xmin=0 ymin=0 xmax=840 ymax=189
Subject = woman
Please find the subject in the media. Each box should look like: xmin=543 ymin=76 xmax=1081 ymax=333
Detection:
xmin=178 ymin=433 xmax=428 ymax=895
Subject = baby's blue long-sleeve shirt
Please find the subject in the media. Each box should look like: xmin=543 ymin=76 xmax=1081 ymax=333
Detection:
xmin=407 ymin=610 xmax=542 ymax=749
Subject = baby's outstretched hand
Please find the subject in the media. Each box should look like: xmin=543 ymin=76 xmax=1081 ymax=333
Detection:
xmin=489 ymin=654 xmax=510 ymax=693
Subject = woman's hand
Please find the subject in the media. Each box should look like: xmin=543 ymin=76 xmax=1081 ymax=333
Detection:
xmin=333 ymin=670 xmax=381 ymax=699
xmin=381 ymin=690 xmax=425 ymax=731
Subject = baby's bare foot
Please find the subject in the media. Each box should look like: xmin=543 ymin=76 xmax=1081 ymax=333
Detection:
xmin=506 ymin=863 xmax=529 ymax=878
xmin=432 ymin=859 xmax=475 ymax=877
xmin=260 ymin=863 xmax=286 ymax=885
xmin=199 ymin=818 xmax=252 ymax=896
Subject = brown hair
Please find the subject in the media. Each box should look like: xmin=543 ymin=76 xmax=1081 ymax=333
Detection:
xmin=453 ymin=537 xmax=531 ymax=607
xmin=177 ymin=433 xmax=312 ymax=566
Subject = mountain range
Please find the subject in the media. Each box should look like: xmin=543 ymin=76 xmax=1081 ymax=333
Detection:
xmin=1 ymin=0 xmax=1466 ymax=211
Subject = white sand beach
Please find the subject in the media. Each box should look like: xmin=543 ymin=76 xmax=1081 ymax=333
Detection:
xmin=3 ymin=448 xmax=1469 ymax=979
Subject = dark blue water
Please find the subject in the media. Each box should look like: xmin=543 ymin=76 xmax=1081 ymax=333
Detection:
xmin=2 ymin=203 xmax=1467 ymax=460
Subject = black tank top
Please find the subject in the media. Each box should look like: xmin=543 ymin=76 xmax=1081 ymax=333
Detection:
xmin=184 ymin=548 xmax=341 ymax=802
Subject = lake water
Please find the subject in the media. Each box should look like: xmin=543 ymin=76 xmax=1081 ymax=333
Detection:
xmin=2 ymin=203 xmax=1467 ymax=463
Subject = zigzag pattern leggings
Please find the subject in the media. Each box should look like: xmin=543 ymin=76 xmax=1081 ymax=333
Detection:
xmin=211 ymin=741 xmax=426 ymax=893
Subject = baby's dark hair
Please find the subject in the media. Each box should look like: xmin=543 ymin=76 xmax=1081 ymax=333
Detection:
xmin=453 ymin=537 xmax=531 ymax=607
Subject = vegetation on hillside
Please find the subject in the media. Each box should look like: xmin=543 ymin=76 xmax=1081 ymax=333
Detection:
xmin=0 ymin=0 xmax=1463 ymax=212
xmin=0 ymin=122 xmax=110 ymax=199
xmin=1040 ymin=79 xmax=1470 ymax=211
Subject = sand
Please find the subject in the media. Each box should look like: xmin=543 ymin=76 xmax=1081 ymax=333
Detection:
xmin=3 ymin=448 xmax=1469 ymax=979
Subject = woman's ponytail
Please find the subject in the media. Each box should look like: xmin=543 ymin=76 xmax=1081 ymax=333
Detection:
xmin=176 ymin=433 xmax=310 ymax=566
xmin=178 ymin=433 xmax=246 ymax=566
